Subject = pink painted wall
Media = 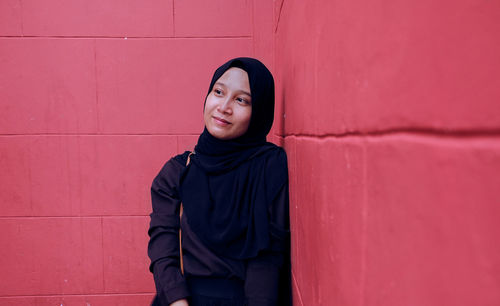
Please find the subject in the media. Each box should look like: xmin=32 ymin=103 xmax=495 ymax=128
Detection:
xmin=2 ymin=0 xmax=500 ymax=305
xmin=275 ymin=0 xmax=500 ymax=305
xmin=0 ymin=1 xmax=274 ymax=304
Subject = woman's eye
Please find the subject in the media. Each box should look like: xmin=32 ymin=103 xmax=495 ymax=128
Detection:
xmin=214 ymin=89 xmax=222 ymax=95
xmin=236 ymin=97 xmax=249 ymax=105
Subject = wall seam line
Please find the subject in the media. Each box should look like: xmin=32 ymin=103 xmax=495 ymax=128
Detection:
xmin=93 ymin=39 xmax=101 ymax=134
xmin=359 ymin=142 xmax=368 ymax=306
xmin=251 ymin=0 xmax=255 ymax=56
xmin=0 ymin=293 xmax=156 ymax=298
xmin=0 ymin=133 xmax=202 ymax=136
xmin=172 ymin=0 xmax=176 ymax=37
xmin=19 ymin=0 xmax=24 ymax=36
xmin=0 ymin=215 xmax=150 ymax=219
xmin=284 ymin=129 xmax=500 ymax=139
xmin=27 ymin=140 xmax=33 ymax=215
xmin=0 ymin=35 xmax=253 ymax=39
xmin=100 ymin=216 xmax=106 ymax=293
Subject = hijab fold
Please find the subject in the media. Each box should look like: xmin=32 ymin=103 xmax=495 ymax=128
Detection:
xmin=179 ymin=58 xmax=287 ymax=259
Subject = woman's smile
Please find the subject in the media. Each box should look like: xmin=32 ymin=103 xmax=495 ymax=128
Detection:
xmin=212 ymin=116 xmax=231 ymax=126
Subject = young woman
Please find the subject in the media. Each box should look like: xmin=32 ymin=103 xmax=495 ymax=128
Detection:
xmin=148 ymin=57 xmax=291 ymax=306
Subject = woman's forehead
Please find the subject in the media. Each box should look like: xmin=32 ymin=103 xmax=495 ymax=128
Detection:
xmin=216 ymin=67 xmax=251 ymax=93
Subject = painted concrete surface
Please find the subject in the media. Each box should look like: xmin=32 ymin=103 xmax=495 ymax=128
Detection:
xmin=0 ymin=0 xmax=274 ymax=304
xmin=2 ymin=0 xmax=500 ymax=305
xmin=277 ymin=0 xmax=500 ymax=305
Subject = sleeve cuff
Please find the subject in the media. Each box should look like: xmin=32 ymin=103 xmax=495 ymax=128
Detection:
xmin=158 ymin=282 xmax=190 ymax=305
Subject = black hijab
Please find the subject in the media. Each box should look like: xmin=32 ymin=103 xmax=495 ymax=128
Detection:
xmin=179 ymin=57 xmax=288 ymax=259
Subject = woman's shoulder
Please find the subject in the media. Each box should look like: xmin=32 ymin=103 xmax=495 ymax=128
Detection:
xmin=153 ymin=151 xmax=192 ymax=184
xmin=261 ymin=143 xmax=288 ymax=168
xmin=256 ymin=143 xmax=288 ymax=186
xmin=172 ymin=150 xmax=192 ymax=167
xmin=259 ymin=144 xmax=288 ymax=203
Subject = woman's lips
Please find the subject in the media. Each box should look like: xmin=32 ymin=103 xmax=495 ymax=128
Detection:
xmin=213 ymin=116 xmax=231 ymax=126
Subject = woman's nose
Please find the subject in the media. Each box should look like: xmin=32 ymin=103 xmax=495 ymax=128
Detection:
xmin=218 ymin=97 xmax=233 ymax=114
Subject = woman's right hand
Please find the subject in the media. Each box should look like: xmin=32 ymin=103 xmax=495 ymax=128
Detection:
xmin=170 ymin=298 xmax=188 ymax=306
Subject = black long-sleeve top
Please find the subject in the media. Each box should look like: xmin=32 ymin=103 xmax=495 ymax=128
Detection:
xmin=148 ymin=151 xmax=290 ymax=306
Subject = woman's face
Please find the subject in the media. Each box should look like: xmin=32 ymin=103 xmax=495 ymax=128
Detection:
xmin=204 ymin=67 xmax=252 ymax=140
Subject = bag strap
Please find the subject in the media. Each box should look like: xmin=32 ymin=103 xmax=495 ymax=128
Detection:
xmin=179 ymin=152 xmax=193 ymax=275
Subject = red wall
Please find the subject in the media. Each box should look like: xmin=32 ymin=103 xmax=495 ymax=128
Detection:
xmin=0 ymin=1 xmax=274 ymax=305
xmin=2 ymin=1 xmax=500 ymax=305
xmin=275 ymin=0 xmax=500 ymax=305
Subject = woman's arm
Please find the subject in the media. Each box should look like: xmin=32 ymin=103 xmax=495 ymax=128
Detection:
xmin=245 ymin=181 xmax=291 ymax=306
xmin=245 ymin=252 xmax=283 ymax=306
xmin=148 ymin=158 xmax=190 ymax=305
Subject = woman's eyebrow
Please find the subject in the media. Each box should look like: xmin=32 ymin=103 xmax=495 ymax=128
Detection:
xmin=239 ymin=90 xmax=251 ymax=97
